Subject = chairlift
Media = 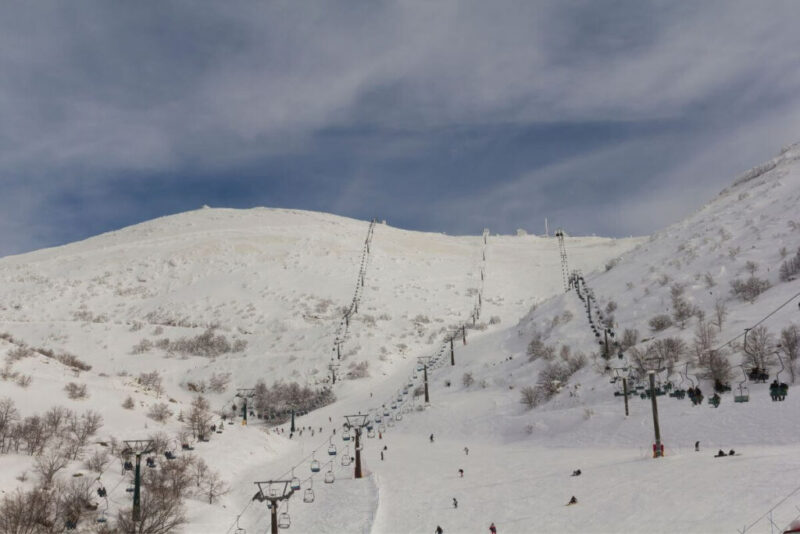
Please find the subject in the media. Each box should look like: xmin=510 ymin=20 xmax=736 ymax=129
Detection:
xmin=126 ymin=484 xmax=135 ymax=493
xmin=367 ymin=428 xmax=376 ymax=438
xmin=123 ymin=460 xmax=134 ymax=472
xmin=310 ymin=453 xmax=321 ymax=473
xmin=387 ymin=419 xmax=395 ymax=427
xmin=375 ymin=416 xmax=382 ymax=423
xmin=341 ymin=449 xmax=352 ymax=466
xmin=324 ymin=467 xmax=335 ymax=484
xmin=96 ymin=511 xmax=108 ymax=524
xmin=395 ymin=413 xmax=402 ymax=421
xmin=164 ymin=450 xmax=176 ymax=460
xmin=291 ymin=469 xmax=301 ymax=491
xmin=379 ymin=424 xmax=386 ymax=433
xmin=734 ymin=365 xmax=750 ymax=403
xmin=328 ymin=443 xmax=337 ymax=456
xmin=303 ymin=480 xmax=315 ymax=503
xmin=342 ymin=432 xmax=351 ymax=442
xmin=278 ymin=502 xmax=291 ymax=529
xmin=145 ymin=456 xmax=156 ymax=468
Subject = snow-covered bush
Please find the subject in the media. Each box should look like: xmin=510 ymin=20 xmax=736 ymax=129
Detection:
xmin=780 ymin=325 xmax=799 ymax=383
xmin=147 ymin=403 xmax=172 ymax=423
xmin=648 ymin=314 xmax=673 ymax=332
xmin=122 ymin=396 xmax=135 ymax=409
xmin=156 ymin=328 xmax=247 ymax=358
xmin=730 ymin=276 xmax=771 ymax=303
xmin=621 ymin=329 xmax=639 ymax=350
xmin=462 ymin=372 xmax=475 ymax=387
xmin=779 ymin=247 xmax=800 ymax=281
xmin=347 ymin=361 xmax=370 ymax=379
xmin=64 ymin=383 xmax=88 ymax=400
xmin=132 ymin=338 xmax=153 ymax=354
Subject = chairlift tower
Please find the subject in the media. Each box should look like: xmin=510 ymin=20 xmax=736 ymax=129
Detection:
xmin=555 ymin=229 xmax=569 ymax=292
xmin=122 ymin=439 xmax=154 ymax=522
xmin=343 ymin=414 xmax=370 ymax=479
xmin=236 ymin=388 xmax=256 ymax=426
xmin=643 ymin=357 xmax=665 ymax=457
xmin=417 ymin=356 xmax=433 ymax=404
xmin=253 ymin=480 xmax=295 ymax=534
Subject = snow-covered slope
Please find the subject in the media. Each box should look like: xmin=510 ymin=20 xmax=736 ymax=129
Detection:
xmin=2 ymin=143 xmax=800 ymax=534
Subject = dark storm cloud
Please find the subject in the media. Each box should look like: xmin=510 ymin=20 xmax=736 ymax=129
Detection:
xmin=1 ymin=1 xmax=800 ymax=255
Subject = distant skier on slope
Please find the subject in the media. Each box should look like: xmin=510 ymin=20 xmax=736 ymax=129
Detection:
xmin=571 ymin=469 xmax=581 ymax=476
xmin=435 ymin=526 xmax=444 ymax=534
xmin=464 ymin=447 xmax=469 ymax=455
xmin=489 ymin=522 xmax=497 ymax=533
xmin=452 ymin=498 xmax=458 ymax=509
xmin=567 ymin=496 xmax=578 ymax=505
xmin=430 ymin=434 xmax=435 ymax=443
xmin=695 ymin=441 xmax=700 ymax=452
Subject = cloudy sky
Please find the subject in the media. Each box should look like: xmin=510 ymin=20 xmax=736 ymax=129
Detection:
xmin=1 ymin=1 xmax=800 ymax=256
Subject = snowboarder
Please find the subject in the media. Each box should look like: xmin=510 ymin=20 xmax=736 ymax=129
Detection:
xmin=729 ymin=449 xmax=736 ymax=456
xmin=452 ymin=498 xmax=458 ymax=509
xmin=489 ymin=523 xmax=497 ymax=534
xmin=567 ymin=496 xmax=578 ymax=506
xmin=458 ymin=469 xmax=464 ymax=478
xmin=464 ymin=447 xmax=469 ymax=455
xmin=571 ymin=469 xmax=581 ymax=476
xmin=770 ymin=380 xmax=779 ymax=401
xmin=430 ymin=434 xmax=435 ymax=443
xmin=715 ymin=450 xmax=727 ymax=457
xmin=435 ymin=527 xmax=444 ymax=534
xmin=695 ymin=441 xmax=700 ymax=452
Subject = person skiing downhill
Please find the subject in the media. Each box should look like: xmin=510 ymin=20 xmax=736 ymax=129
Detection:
xmin=489 ymin=522 xmax=497 ymax=533
xmin=430 ymin=434 xmax=435 ymax=443
xmin=452 ymin=498 xmax=458 ymax=509
xmin=435 ymin=527 xmax=444 ymax=534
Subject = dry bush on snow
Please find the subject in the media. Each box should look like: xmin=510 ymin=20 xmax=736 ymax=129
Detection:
xmin=64 ymin=383 xmax=88 ymax=400
xmin=730 ymin=276 xmax=770 ymax=303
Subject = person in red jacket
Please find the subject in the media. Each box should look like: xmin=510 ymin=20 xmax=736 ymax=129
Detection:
xmin=489 ymin=522 xmax=497 ymax=533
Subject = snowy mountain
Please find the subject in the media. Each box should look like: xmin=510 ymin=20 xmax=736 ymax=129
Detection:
xmin=1 ymin=143 xmax=800 ymax=534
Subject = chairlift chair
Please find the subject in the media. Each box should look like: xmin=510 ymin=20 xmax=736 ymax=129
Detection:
xmin=388 ymin=419 xmax=395 ymax=427
xmin=278 ymin=506 xmax=291 ymax=529
xmin=324 ymin=467 xmax=335 ymax=484
xmin=367 ymin=428 xmax=376 ymax=438
xmin=310 ymin=453 xmax=321 ymax=473
xmin=395 ymin=413 xmax=402 ymax=421
xmin=290 ymin=468 xmax=301 ymax=491
xmin=303 ymin=480 xmax=315 ymax=503
xmin=734 ymin=365 xmax=750 ymax=403
xmin=96 ymin=511 xmax=108 ymax=524
xmin=342 ymin=432 xmax=351 ymax=442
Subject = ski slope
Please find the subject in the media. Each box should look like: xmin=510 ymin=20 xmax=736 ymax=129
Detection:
xmin=2 ymin=143 xmax=800 ymax=533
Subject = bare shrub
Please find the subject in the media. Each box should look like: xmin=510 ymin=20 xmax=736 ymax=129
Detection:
xmin=648 ymin=315 xmax=673 ymax=332
xmin=147 ymin=403 xmax=172 ymax=423
xmin=780 ymin=325 xmax=800 ymax=383
xmin=185 ymin=396 xmax=214 ymax=440
xmin=64 ymin=383 xmax=88 ymax=400
xmin=34 ymin=447 xmax=68 ymax=484
xmin=745 ymin=261 xmax=759 ymax=275
xmin=742 ymin=325 xmax=776 ymax=369
xmin=730 ymin=276 xmax=770 ymax=303
xmin=208 ymin=372 xmax=231 ymax=393
xmin=200 ymin=470 xmax=229 ymax=504
xmin=6 ymin=346 xmax=33 ymax=363
xmin=462 ymin=372 xmax=475 ymax=387
xmin=116 ymin=487 xmax=186 ymax=534
xmin=85 ymin=449 xmax=110 ymax=472
xmin=16 ymin=375 xmax=32 ymax=388
xmin=159 ymin=328 xmax=247 ymax=357
xmin=527 ymin=335 xmax=555 ymax=361
xmin=520 ymin=386 xmax=541 ymax=410
xmin=489 ymin=316 xmax=501 ymax=325
xmin=605 ymin=301 xmax=618 ymax=314
xmin=139 ymin=371 xmax=165 ymax=397
xmin=122 ymin=396 xmax=135 ymax=409
xmin=779 ymin=247 xmax=800 ymax=282
xmin=347 ymin=361 xmax=370 ymax=379
xmin=621 ymin=329 xmax=639 ymax=350
xmin=132 ymin=338 xmax=154 ymax=354
xmin=54 ymin=352 xmax=91 ymax=371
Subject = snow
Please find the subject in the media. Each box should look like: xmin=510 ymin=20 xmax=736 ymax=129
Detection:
xmin=1 ymin=144 xmax=800 ymax=533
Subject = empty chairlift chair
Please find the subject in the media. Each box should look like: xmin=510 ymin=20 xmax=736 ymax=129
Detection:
xmin=278 ymin=503 xmax=291 ymax=529
xmin=310 ymin=453 xmax=321 ymax=473
xmin=290 ymin=469 xmax=301 ymax=491
xmin=303 ymin=480 xmax=315 ymax=503
xmin=328 ymin=442 xmax=337 ymax=456
xmin=324 ymin=465 xmax=335 ymax=484
xmin=734 ymin=365 xmax=750 ymax=403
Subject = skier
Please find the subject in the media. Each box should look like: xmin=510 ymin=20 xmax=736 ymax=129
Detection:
xmin=435 ymin=527 xmax=444 ymax=534
xmin=458 ymin=469 xmax=464 ymax=478
xmin=695 ymin=441 xmax=700 ymax=452
xmin=430 ymin=434 xmax=435 ymax=443
xmin=571 ymin=469 xmax=581 ymax=476
xmin=464 ymin=446 xmax=469 ymax=456
xmin=381 ymin=451 xmax=384 ymax=461
xmin=452 ymin=498 xmax=458 ymax=509
xmin=567 ymin=496 xmax=578 ymax=506
xmin=715 ymin=450 xmax=727 ymax=457
xmin=489 ymin=522 xmax=497 ymax=533
xmin=729 ymin=449 xmax=736 ymax=456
